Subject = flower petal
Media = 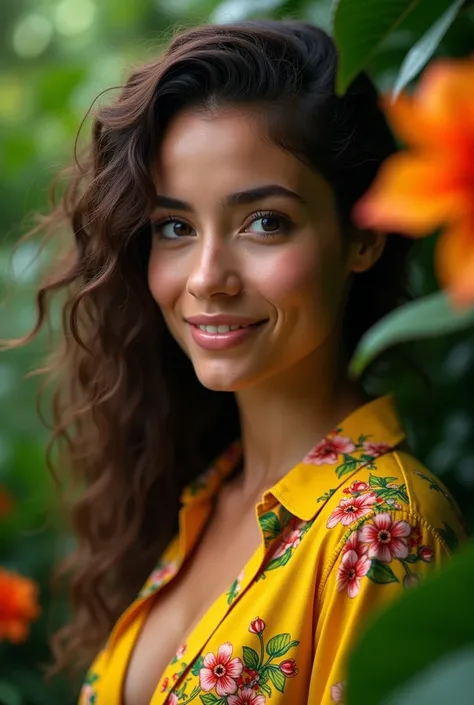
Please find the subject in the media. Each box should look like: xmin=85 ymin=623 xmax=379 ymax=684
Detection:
xmin=347 ymin=576 xmax=361 ymax=598
xmin=203 ymin=652 xmax=217 ymax=669
xmin=368 ymin=543 xmax=392 ymax=563
xmin=359 ymin=523 xmax=377 ymax=543
xmin=373 ymin=512 xmax=393 ymax=531
xmin=391 ymin=520 xmax=412 ymax=538
xmin=435 ymin=220 xmax=474 ymax=307
xmin=353 ymin=154 xmax=461 ymax=235
xmin=216 ymin=673 xmax=238 ymax=697
xmin=390 ymin=538 xmax=409 ymax=559
xmin=199 ymin=668 xmax=217 ymax=692
xmin=217 ymin=642 xmax=233 ymax=664
xmin=356 ymin=555 xmax=372 ymax=577
xmin=226 ymin=657 xmax=244 ymax=678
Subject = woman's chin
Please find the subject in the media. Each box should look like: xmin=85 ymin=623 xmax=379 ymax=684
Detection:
xmin=193 ymin=362 xmax=252 ymax=393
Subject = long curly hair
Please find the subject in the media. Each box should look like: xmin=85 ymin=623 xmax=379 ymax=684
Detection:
xmin=4 ymin=20 xmax=413 ymax=679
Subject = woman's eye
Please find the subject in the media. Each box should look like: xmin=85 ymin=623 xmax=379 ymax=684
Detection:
xmin=247 ymin=213 xmax=292 ymax=236
xmin=152 ymin=219 xmax=194 ymax=240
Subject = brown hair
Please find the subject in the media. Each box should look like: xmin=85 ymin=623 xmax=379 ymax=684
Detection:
xmin=5 ymin=20 xmax=412 ymax=678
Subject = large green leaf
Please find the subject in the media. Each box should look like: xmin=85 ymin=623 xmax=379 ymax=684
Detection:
xmin=349 ymin=291 xmax=474 ymax=378
xmin=0 ymin=681 xmax=23 ymax=705
xmin=392 ymin=0 xmax=464 ymax=98
xmin=346 ymin=539 xmax=474 ymax=705
xmin=383 ymin=645 xmax=474 ymax=704
xmin=332 ymin=0 xmax=455 ymax=94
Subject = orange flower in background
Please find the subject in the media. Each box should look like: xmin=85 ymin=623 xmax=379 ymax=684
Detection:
xmin=0 ymin=568 xmax=40 ymax=643
xmin=0 ymin=487 xmax=14 ymax=518
xmin=353 ymin=57 xmax=474 ymax=307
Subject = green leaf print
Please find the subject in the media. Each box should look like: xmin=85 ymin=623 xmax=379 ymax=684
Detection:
xmin=268 ymin=664 xmax=286 ymax=693
xmin=359 ymin=453 xmax=376 ymax=464
xmin=259 ymin=511 xmax=281 ymax=539
xmin=367 ymin=559 xmax=400 ymax=584
xmin=243 ymin=645 xmax=260 ymax=670
xmin=404 ymin=553 xmax=420 ymax=564
xmin=260 ymin=682 xmax=272 ymax=697
xmin=436 ymin=522 xmax=459 ymax=551
xmin=263 ymin=549 xmax=293 ymax=572
xmin=396 ymin=483 xmax=409 ymax=503
xmin=200 ymin=694 xmax=225 ymax=705
xmin=279 ymin=505 xmax=293 ymax=528
xmin=317 ymin=488 xmax=336 ymax=503
xmin=368 ymin=475 xmax=398 ymax=488
xmin=192 ymin=656 xmax=204 ymax=676
xmin=336 ymin=456 xmax=359 ymax=478
xmin=266 ymin=633 xmax=300 ymax=657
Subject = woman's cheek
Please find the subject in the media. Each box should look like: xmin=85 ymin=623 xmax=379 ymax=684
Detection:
xmin=147 ymin=254 xmax=180 ymax=310
xmin=255 ymin=247 xmax=322 ymax=302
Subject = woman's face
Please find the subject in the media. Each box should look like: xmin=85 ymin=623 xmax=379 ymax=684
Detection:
xmin=148 ymin=107 xmax=356 ymax=392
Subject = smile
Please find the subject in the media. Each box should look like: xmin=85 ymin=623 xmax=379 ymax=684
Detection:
xmin=187 ymin=320 xmax=266 ymax=351
xmin=195 ymin=324 xmax=252 ymax=333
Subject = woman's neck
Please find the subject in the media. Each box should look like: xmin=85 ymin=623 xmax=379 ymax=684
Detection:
xmin=233 ymin=343 xmax=367 ymax=501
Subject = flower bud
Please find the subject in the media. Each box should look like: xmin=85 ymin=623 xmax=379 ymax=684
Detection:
xmin=249 ymin=617 xmax=266 ymax=634
xmin=403 ymin=573 xmax=419 ymax=589
xmin=419 ymin=545 xmax=434 ymax=562
xmin=279 ymin=659 xmax=299 ymax=677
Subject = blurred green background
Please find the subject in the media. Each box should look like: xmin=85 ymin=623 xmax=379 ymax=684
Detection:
xmin=1 ymin=0 xmax=473 ymax=702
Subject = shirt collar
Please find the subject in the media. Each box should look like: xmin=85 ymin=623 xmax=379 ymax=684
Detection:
xmin=267 ymin=394 xmax=405 ymax=520
xmin=180 ymin=394 xmax=405 ymax=521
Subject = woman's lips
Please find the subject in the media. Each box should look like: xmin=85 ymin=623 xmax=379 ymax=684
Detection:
xmin=188 ymin=320 xmax=266 ymax=351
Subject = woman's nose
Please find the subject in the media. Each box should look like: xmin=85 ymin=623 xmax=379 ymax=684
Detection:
xmin=186 ymin=238 xmax=242 ymax=300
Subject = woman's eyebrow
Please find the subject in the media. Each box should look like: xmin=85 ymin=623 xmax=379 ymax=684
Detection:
xmin=154 ymin=184 xmax=307 ymax=212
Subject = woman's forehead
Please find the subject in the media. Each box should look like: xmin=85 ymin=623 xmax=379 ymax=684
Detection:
xmin=153 ymin=107 xmax=329 ymax=207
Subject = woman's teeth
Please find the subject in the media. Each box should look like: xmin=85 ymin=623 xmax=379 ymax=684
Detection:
xmin=197 ymin=324 xmax=249 ymax=333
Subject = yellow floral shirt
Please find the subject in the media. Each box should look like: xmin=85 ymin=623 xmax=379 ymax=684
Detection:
xmin=79 ymin=395 xmax=466 ymax=705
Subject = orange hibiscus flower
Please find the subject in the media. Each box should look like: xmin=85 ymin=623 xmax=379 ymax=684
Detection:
xmin=353 ymin=57 xmax=474 ymax=307
xmin=0 ymin=568 xmax=40 ymax=643
xmin=0 ymin=487 xmax=13 ymax=518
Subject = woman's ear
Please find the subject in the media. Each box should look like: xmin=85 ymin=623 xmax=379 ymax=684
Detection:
xmin=348 ymin=228 xmax=387 ymax=273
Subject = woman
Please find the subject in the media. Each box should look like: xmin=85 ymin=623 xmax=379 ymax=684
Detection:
xmin=15 ymin=19 xmax=465 ymax=705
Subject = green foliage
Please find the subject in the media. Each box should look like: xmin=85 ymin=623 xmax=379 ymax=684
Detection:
xmin=349 ymin=291 xmax=474 ymax=378
xmin=392 ymin=0 xmax=465 ymax=97
xmin=347 ymin=539 xmax=474 ymax=705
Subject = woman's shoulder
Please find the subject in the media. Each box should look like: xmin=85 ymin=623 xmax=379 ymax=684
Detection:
xmin=316 ymin=447 xmax=467 ymax=556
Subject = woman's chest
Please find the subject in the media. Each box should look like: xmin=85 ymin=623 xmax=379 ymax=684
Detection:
xmin=122 ymin=505 xmax=263 ymax=705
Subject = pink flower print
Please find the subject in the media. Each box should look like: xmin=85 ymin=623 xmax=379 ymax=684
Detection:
xmin=359 ymin=512 xmax=411 ymax=563
xmin=249 ymin=617 xmax=266 ymax=635
xmin=166 ymin=694 xmax=179 ymax=705
xmin=304 ymin=435 xmax=356 ymax=465
xmin=344 ymin=480 xmax=370 ymax=495
xmin=279 ymin=658 xmax=299 ymax=677
xmin=200 ymin=643 xmax=244 ymax=696
xmin=273 ymin=522 xmax=303 ymax=558
xmin=160 ymin=677 xmax=170 ymax=693
xmin=80 ymin=685 xmax=95 ymax=705
xmin=404 ymin=573 xmax=419 ymax=589
xmin=331 ymin=681 xmax=345 ymax=703
xmin=228 ymin=688 xmax=266 ymax=705
xmin=408 ymin=526 xmax=423 ymax=549
xmin=363 ymin=441 xmax=392 ymax=457
xmin=237 ymin=667 xmax=260 ymax=690
xmin=420 ymin=545 xmax=434 ymax=562
xmin=176 ymin=643 xmax=187 ymax=659
xmin=326 ymin=493 xmax=376 ymax=529
xmin=143 ymin=561 xmax=177 ymax=594
xmin=342 ymin=530 xmax=367 ymax=556
xmin=337 ymin=549 xmax=371 ymax=598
